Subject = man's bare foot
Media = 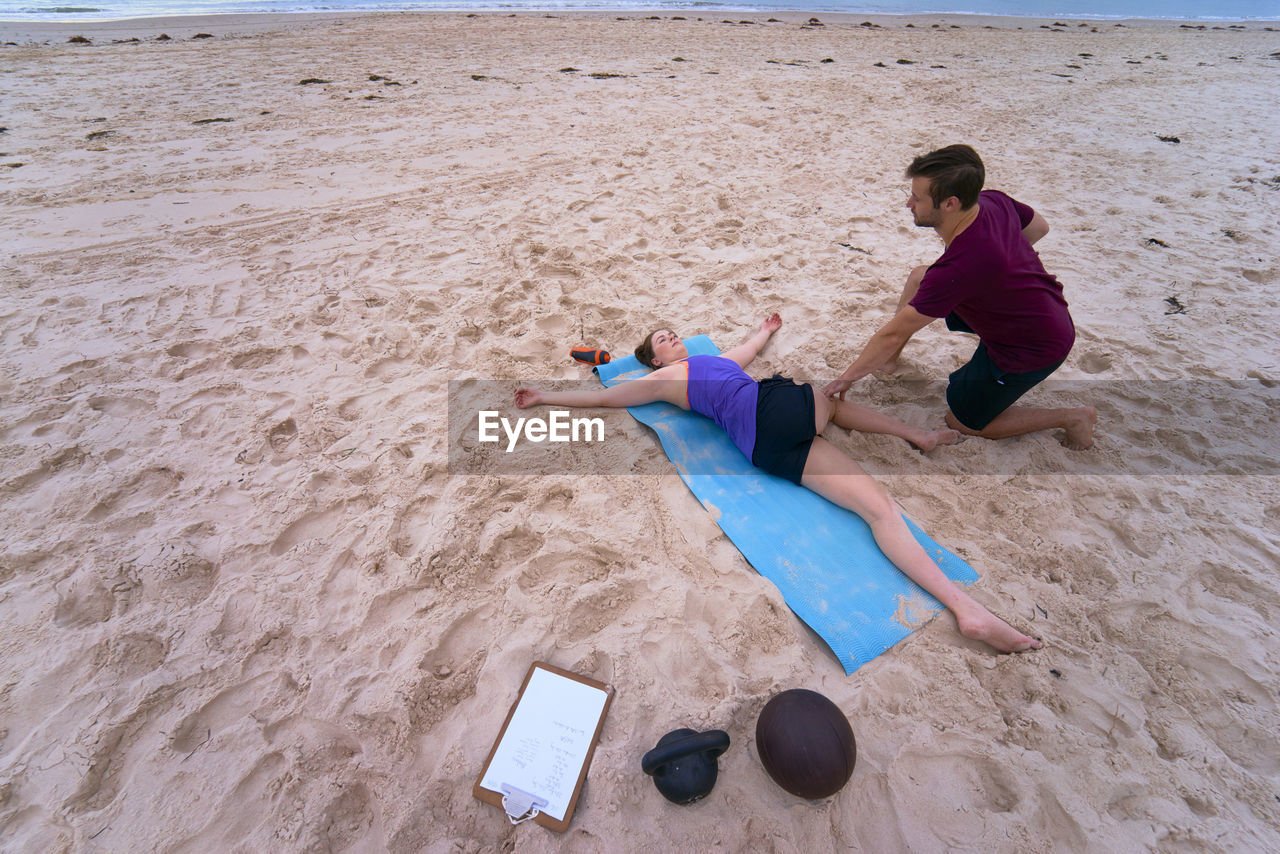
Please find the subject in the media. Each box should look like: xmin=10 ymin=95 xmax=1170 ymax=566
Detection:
xmin=910 ymin=428 xmax=962 ymax=452
xmin=954 ymin=607 xmax=1043 ymax=653
xmin=1061 ymin=406 xmax=1097 ymax=450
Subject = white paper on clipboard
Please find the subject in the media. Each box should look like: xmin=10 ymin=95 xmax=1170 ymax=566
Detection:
xmin=478 ymin=666 xmax=609 ymax=822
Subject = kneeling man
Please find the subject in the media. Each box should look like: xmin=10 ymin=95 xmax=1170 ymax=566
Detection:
xmin=824 ymin=144 xmax=1095 ymax=449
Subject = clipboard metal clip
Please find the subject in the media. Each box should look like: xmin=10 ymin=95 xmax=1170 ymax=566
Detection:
xmin=500 ymin=784 xmax=548 ymax=825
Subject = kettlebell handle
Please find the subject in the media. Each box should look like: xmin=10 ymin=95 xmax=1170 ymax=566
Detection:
xmin=641 ymin=729 xmax=731 ymax=777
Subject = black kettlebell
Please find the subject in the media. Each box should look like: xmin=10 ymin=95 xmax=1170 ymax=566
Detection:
xmin=640 ymin=728 xmax=731 ymax=804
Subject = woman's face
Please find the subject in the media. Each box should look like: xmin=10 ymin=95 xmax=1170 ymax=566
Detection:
xmin=650 ymin=329 xmax=688 ymax=367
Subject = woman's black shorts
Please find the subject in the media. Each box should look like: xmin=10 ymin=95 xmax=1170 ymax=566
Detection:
xmin=750 ymin=375 xmax=817 ymax=484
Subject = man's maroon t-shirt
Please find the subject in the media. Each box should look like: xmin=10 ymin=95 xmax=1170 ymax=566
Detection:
xmin=909 ymin=190 xmax=1075 ymax=374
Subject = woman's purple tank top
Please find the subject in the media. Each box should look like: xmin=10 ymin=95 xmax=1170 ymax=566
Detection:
xmin=685 ymin=355 xmax=758 ymax=458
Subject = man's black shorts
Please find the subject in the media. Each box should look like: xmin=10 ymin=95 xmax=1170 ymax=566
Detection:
xmin=946 ymin=324 xmax=1064 ymax=431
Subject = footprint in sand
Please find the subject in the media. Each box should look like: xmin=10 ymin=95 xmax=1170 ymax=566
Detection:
xmin=166 ymin=340 xmax=216 ymax=359
xmin=169 ymin=671 xmax=294 ymax=753
xmin=314 ymin=784 xmax=378 ymax=851
xmin=1078 ymin=352 xmax=1112 ymax=374
xmin=145 ymin=551 xmax=221 ymax=607
xmin=87 ymin=394 xmax=154 ymax=417
xmin=270 ymin=502 xmax=351 ymax=556
xmin=89 ymin=632 xmax=170 ymax=681
xmin=84 ymin=466 xmax=183 ymax=523
xmin=53 ymin=576 xmax=119 ymax=628
xmin=364 ymin=356 xmax=408 ymax=382
xmin=229 ymin=347 xmax=283 ymax=371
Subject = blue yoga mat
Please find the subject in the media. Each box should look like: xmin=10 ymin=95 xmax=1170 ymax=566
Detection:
xmin=596 ymin=335 xmax=978 ymax=674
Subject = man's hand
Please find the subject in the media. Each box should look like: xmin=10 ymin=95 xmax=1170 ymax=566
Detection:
xmin=825 ymin=306 xmax=937 ymax=398
xmin=823 ymin=377 xmax=854 ymax=399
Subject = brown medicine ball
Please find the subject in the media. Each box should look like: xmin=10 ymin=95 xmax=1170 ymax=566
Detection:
xmin=755 ymin=689 xmax=856 ymax=799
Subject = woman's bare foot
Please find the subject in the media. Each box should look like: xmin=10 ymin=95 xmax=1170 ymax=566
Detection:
xmin=954 ymin=605 xmax=1042 ymax=653
xmin=1061 ymin=406 xmax=1098 ymax=450
xmin=910 ymin=428 xmax=962 ymax=452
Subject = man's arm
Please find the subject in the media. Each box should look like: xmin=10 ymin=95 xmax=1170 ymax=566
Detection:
xmin=822 ymin=307 xmax=936 ymax=398
xmin=1022 ymin=212 xmax=1049 ymax=246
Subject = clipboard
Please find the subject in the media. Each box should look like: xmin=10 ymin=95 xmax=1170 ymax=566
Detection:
xmin=473 ymin=661 xmax=614 ymax=832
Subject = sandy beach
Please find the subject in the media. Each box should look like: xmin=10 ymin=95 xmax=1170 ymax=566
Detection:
xmin=2 ymin=10 xmax=1279 ymax=852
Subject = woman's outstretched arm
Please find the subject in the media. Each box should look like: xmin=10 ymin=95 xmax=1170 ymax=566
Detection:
xmin=721 ymin=312 xmax=782 ymax=368
xmin=515 ymin=364 xmax=688 ymax=410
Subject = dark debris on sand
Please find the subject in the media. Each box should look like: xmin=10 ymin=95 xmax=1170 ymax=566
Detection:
xmin=838 ymin=243 xmax=873 ymax=255
xmin=1164 ymin=296 xmax=1189 ymax=315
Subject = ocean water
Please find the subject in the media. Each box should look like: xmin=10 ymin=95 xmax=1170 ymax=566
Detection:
xmin=1 ymin=0 xmax=1276 ymax=23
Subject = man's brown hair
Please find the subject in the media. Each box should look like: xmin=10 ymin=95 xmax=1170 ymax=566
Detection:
xmin=905 ymin=144 xmax=985 ymax=209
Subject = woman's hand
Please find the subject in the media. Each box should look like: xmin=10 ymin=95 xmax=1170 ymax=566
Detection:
xmin=725 ymin=313 xmax=782 ymax=368
xmin=514 ymin=388 xmax=543 ymax=409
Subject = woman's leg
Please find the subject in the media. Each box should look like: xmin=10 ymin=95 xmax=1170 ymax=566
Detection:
xmin=799 ymin=437 xmax=1040 ymax=653
xmin=831 ymin=399 xmax=960 ymax=451
xmin=811 ymin=387 xmax=959 ymax=451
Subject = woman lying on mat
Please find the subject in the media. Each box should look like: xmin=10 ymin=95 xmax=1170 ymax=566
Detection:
xmin=514 ymin=313 xmax=1040 ymax=654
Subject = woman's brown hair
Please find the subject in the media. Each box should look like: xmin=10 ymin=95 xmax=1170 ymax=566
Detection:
xmin=634 ymin=327 xmax=671 ymax=369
